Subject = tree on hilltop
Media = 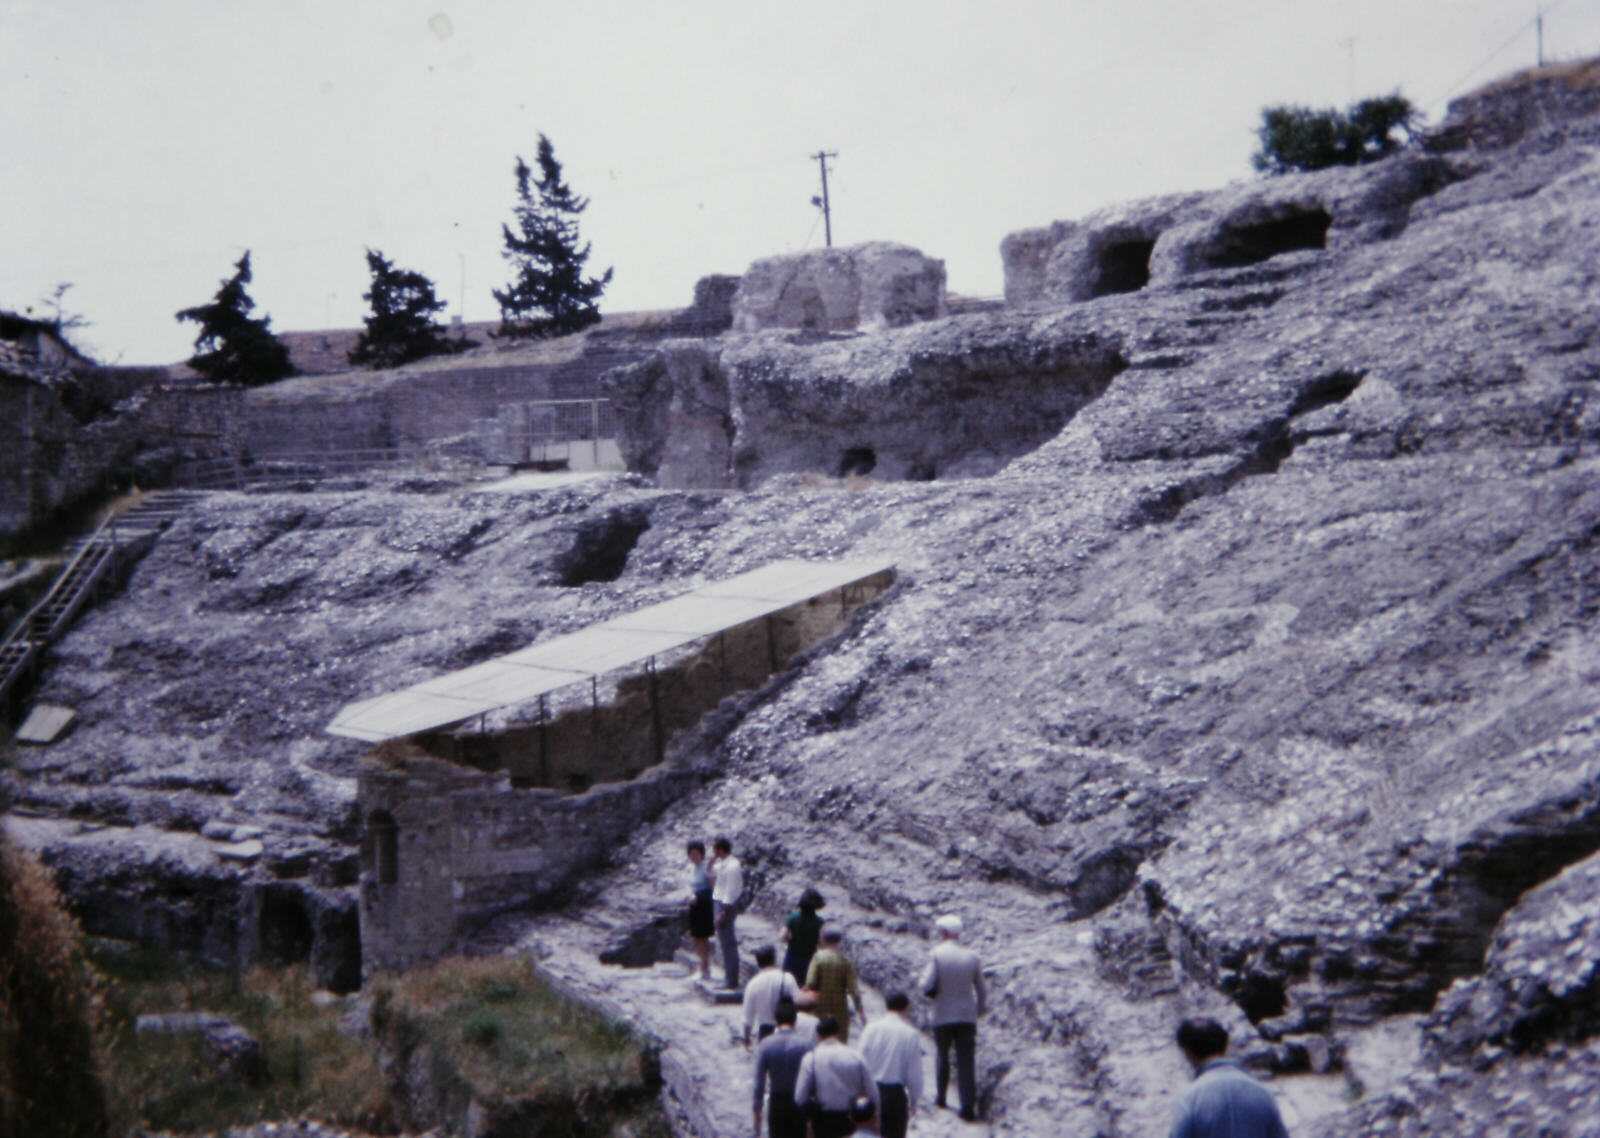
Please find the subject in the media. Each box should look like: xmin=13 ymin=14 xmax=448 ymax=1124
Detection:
xmin=175 ymin=251 xmax=295 ymax=386
xmin=493 ymin=134 xmax=613 ymax=340
xmin=1253 ymin=93 xmax=1420 ymax=175
xmin=348 ymin=249 xmax=474 ymax=369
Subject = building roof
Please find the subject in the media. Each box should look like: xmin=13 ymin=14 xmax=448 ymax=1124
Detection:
xmin=325 ymin=557 xmax=896 ymax=743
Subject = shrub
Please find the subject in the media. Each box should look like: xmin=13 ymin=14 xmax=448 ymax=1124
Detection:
xmin=1252 ymin=94 xmax=1420 ymax=174
xmin=0 ymin=833 xmax=113 ymax=1138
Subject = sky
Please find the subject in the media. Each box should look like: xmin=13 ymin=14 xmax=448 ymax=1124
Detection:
xmin=3 ymin=0 xmax=1598 ymax=366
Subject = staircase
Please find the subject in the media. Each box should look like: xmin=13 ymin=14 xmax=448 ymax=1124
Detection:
xmin=0 ymin=491 xmax=201 ymax=724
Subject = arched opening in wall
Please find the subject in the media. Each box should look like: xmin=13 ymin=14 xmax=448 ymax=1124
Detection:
xmin=367 ymin=809 xmax=398 ymax=885
xmin=1093 ymin=239 xmax=1155 ymax=296
xmin=259 ymin=889 xmax=314 ymax=966
xmin=1205 ymin=209 xmax=1331 ymax=269
xmin=836 ymin=448 xmax=877 ymax=477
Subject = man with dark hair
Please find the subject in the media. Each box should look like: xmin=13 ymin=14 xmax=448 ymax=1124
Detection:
xmin=754 ymin=998 xmax=814 ymax=1138
xmin=806 ymin=926 xmax=866 ymax=1042
xmin=711 ymin=835 xmax=744 ymax=989
xmin=849 ymin=1094 xmax=881 ymax=1135
xmin=744 ymin=945 xmax=801 ymax=1047
xmin=1169 ymin=1017 xmax=1290 ymax=1138
xmin=795 ymin=1016 xmax=878 ymax=1138
xmin=857 ymin=992 xmax=924 ymax=1138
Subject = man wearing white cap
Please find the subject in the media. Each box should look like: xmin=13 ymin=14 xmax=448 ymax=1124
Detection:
xmin=918 ymin=914 xmax=985 ymax=1122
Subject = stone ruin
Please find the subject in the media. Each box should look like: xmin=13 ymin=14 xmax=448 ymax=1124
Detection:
xmin=730 ymin=242 xmax=947 ymax=334
xmin=357 ymin=565 xmax=894 ymax=974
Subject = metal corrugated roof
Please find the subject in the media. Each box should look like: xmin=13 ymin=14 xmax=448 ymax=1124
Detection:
xmin=326 ymin=556 xmax=894 ymax=743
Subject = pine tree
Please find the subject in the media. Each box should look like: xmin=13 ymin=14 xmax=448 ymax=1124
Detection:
xmin=348 ymin=249 xmax=472 ymax=369
xmin=493 ymin=134 xmax=613 ymax=340
xmin=175 ymin=251 xmax=295 ymax=385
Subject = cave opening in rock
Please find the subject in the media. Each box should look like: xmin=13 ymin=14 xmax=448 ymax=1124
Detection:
xmin=836 ymin=448 xmax=877 ymax=477
xmin=259 ymin=889 xmax=314 ymax=966
xmin=556 ymin=507 xmax=651 ymax=586
xmin=1232 ymin=972 xmax=1289 ymax=1024
xmin=1093 ymin=239 xmax=1156 ymax=296
xmin=1206 ymin=210 xmax=1332 ymax=269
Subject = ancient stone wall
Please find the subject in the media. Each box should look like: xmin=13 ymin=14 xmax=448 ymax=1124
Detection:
xmin=358 ymin=573 xmax=892 ymax=973
xmin=732 ymin=243 xmax=946 ymax=333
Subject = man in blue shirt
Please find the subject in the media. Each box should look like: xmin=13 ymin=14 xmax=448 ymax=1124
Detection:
xmin=1169 ymin=1018 xmax=1290 ymax=1138
xmin=753 ymin=998 xmax=813 ymax=1138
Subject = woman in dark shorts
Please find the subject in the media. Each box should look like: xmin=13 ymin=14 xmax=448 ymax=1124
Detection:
xmin=686 ymin=840 xmax=714 ymax=980
xmin=780 ymin=887 xmax=826 ymax=986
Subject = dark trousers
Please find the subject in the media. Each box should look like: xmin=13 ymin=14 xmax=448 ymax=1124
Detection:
xmin=767 ymin=1096 xmax=806 ymax=1138
xmin=813 ymin=1108 xmax=853 ymax=1138
xmin=877 ymin=1082 xmax=909 ymax=1138
xmin=715 ymin=903 xmax=739 ymax=987
xmin=934 ymin=1021 xmax=977 ymax=1119
xmin=782 ymin=948 xmax=813 ymax=988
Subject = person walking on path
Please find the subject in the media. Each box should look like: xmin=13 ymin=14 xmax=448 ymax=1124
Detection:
xmin=744 ymin=945 xmax=802 ymax=1047
xmin=1168 ymin=1018 xmax=1290 ymax=1138
xmin=711 ymin=836 xmax=744 ymax=989
xmin=856 ymin=992 xmax=925 ymax=1138
xmin=780 ymin=887 xmax=826 ymax=987
xmin=753 ymin=999 xmax=815 ymax=1138
xmin=684 ymin=840 xmax=714 ymax=981
xmin=794 ymin=1016 xmax=879 ymax=1138
xmin=805 ymin=925 xmax=866 ymax=1043
xmin=918 ymin=913 xmax=985 ymax=1122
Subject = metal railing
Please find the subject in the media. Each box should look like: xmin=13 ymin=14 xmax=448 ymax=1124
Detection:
xmin=169 ymin=448 xmax=472 ymax=490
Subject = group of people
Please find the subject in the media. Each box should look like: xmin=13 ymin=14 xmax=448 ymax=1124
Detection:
xmin=690 ymin=839 xmax=1291 ymax=1138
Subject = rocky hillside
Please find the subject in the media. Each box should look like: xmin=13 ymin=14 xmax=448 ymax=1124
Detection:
xmin=5 ymin=63 xmax=1600 ymax=1135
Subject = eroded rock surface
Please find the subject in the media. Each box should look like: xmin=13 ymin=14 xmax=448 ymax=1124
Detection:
xmin=731 ymin=242 xmax=946 ymax=334
xmin=5 ymin=65 xmax=1600 ymax=1135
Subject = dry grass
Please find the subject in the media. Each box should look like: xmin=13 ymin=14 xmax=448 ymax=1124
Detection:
xmin=371 ymin=955 xmax=652 ymax=1103
xmin=1470 ymin=54 xmax=1600 ymax=98
xmin=92 ymin=946 xmax=388 ymax=1135
xmin=0 ymin=833 xmax=112 ymax=1138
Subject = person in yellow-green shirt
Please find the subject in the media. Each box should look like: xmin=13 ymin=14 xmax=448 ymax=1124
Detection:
xmin=804 ymin=925 xmax=865 ymax=1043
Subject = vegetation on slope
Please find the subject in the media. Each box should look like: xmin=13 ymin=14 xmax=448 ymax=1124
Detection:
xmin=0 ymin=831 xmax=112 ymax=1138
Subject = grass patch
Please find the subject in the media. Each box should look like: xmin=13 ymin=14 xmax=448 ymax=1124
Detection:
xmin=91 ymin=947 xmax=667 ymax=1137
xmin=91 ymin=943 xmax=388 ymax=1135
xmin=372 ymin=956 xmax=659 ymax=1109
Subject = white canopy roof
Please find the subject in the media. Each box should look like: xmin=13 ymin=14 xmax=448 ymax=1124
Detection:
xmin=326 ymin=557 xmax=894 ymax=743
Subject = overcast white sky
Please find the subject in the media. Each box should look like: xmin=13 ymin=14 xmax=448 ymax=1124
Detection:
xmin=4 ymin=0 xmax=1597 ymax=365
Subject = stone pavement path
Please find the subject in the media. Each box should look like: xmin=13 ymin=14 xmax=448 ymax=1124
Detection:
xmin=513 ymin=911 xmax=990 ymax=1138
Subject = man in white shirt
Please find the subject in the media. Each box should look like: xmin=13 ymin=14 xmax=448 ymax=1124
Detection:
xmin=744 ymin=945 xmax=801 ymax=1047
xmin=918 ymin=913 xmax=985 ymax=1122
xmin=794 ymin=1016 xmax=879 ymax=1138
xmin=711 ymin=835 xmax=744 ymax=989
xmin=856 ymin=992 xmax=925 ymax=1138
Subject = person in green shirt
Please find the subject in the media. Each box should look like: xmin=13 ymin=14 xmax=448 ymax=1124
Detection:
xmin=804 ymin=925 xmax=865 ymax=1043
xmin=781 ymin=887 xmax=826 ymax=987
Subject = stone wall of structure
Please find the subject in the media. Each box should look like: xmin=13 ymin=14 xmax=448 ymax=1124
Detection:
xmin=732 ymin=243 xmax=946 ymax=334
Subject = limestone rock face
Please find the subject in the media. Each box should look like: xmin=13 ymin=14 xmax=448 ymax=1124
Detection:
xmin=730 ymin=242 xmax=946 ymax=333
xmin=6 ymin=64 xmax=1600 ymax=1137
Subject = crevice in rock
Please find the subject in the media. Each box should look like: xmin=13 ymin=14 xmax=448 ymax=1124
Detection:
xmin=1129 ymin=368 xmax=1366 ymax=526
xmin=258 ymin=886 xmax=314 ymax=966
xmin=1203 ymin=209 xmax=1332 ymax=269
xmin=598 ymin=910 xmax=687 ymax=968
xmin=554 ymin=506 xmax=651 ymax=586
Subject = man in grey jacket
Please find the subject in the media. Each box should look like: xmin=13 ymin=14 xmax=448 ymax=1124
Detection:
xmin=918 ymin=913 xmax=985 ymax=1122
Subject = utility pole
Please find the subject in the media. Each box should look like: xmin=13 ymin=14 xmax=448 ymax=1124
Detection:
xmin=1340 ymin=37 xmax=1356 ymax=102
xmin=811 ymin=150 xmax=838 ymax=248
xmin=1537 ymin=7 xmax=1545 ymax=67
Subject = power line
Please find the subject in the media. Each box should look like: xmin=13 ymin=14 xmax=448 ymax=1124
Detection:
xmin=1425 ymin=1 xmax=1569 ymax=112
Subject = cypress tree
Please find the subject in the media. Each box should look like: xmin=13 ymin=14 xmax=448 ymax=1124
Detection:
xmin=175 ymin=251 xmax=295 ymax=386
xmin=493 ymin=134 xmax=613 ymax=340
xmin=348 ymin=249 xmax=471 ymax=369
